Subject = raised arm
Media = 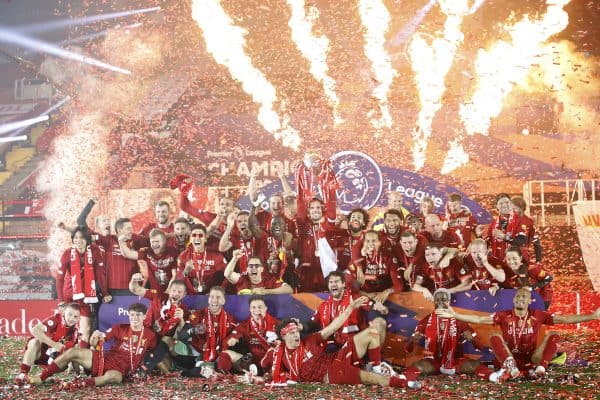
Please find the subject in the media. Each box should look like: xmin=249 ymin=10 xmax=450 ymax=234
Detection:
xmin=248 ymin=205 xmax=263 ymax=240
xmin=76 ymin=198 xmax=97 ymax=229
xmin=278 ymin=169 xmax=294 ymax=199
xmin=320 ymin=296 xmax=369 ymax=340
xmin=247 ymin=165 xmax=259 ymax=202
xmin=118 ymin=235 xmax=139 ymax=260
xmin=435 ymin=306 xmax=494 ymax=325
xmin=553 ymin=308 xmax=600 ymax=324
xmin=128 ymin=273 xmax=148 ymax=297
xmin=224 ymin=249 xmax=243 ymax=284
xmin=480 ymin=257 xmax=506 ymax=283
xmin=218 ymin=211 xmax=237 ymax=252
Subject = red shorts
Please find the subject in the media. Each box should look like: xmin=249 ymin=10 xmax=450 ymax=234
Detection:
xmin=326 ymin=337 xmax=362 ymax=385
xmin=91 ymin=351 xmax=130 ymax=377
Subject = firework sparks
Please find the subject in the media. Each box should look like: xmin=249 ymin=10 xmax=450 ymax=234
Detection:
xmin=408 ymin=0 xmax=469 ymax=171
xmin=287 ymin=0 xmax=342 ymax=126
xmin=358 ymin=0 xmax=396 ymax=135
xmin=36 ymin=114 xmax=110 ymax=270
xmin=442 ymin=0 xmax=571 ymax=173
xmin=460 ymin=0 xmax=570 ymax=136
xmin=191 ymin=0 xmax=300 ymax=150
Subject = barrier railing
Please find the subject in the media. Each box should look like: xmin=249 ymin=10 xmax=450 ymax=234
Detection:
xmin=523 ymin=178 xmax=598 ymax=227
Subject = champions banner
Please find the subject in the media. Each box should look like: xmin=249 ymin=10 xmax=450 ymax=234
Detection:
xmin=572 ymin=201 xmax=600 ymax=292
xmin=99 ymin=289 xmax=542 ymax=365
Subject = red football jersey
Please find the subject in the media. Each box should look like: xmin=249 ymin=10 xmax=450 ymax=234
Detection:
xmin=492 ymin=309 xmax=553 ymax=355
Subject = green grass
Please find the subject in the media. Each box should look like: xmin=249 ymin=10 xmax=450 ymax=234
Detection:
xmin=1 ymin=331 xmax=599 ymax=399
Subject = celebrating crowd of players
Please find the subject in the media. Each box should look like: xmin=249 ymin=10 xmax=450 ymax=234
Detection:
xmin=16 ymin=163 xmax=600 ymax=391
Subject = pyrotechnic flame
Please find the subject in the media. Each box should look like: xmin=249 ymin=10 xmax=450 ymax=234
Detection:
xmin=441 ymin=0 xmax=571 ymax=173
xmin=459 ymin=0 xmax=570 ymax=136
xmin=408 ymin=0 xmax=469 ymax=171
xmin=524 ymin=41 xmax=600 ymax=133
xmin=441 ymin=139 xmax=469 ymax=174
xmin=358 ymin=0 xmax=396 ymax=135
xmin=287 ymin=0 xmax=342 ymax=126
xmin=191 ymin=0 xmax=301 ymax=150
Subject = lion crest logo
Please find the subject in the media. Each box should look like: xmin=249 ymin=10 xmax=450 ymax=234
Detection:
xmin=331 ymin=151 xmax=383 ymax=213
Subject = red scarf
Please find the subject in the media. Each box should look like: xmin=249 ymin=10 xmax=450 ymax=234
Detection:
xmin=249 ymin=313 xmax=278 ymax=349
xmin=70 ymin=246 xmax=97 ymax=303
xmin=203 ymin=309 xmax=229 ymax=362
xmin=271 ymin=340 xmax=305 ymax=384
xmin=239 ymin=236 xmax=256 ymax=274
xmin=424 ymin=313 xmax=458 ymax=372
xmin=158 ymin=300 xmax=180 ymax=336
xmin=320 ymin=291 xmax=352 ymax=339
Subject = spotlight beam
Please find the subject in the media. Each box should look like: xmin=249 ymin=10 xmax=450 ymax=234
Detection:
xmin=0 ymin=96 xmax=70 ymax=137
xmin=14 ymin=7 xmax=160 ymax=34
xmin=0 ymin=27 xmax=131 ymax=75
xmin=59 ymin=23 xmax=142 ymax=46
xmin=0 ymin=115 xmax=49 ymax=135
xmin=0 ymin=135 xmax=28 ymax=144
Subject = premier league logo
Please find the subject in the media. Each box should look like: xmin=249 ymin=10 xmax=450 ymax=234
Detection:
xmin=331 ymin=151 xmax=383 ymax=213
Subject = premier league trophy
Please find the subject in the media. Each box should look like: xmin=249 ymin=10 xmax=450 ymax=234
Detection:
xmin=296 ymin=152 xmax=338 ymax=205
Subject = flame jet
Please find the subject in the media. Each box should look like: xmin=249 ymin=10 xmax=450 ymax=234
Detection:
xmin=287 ymin=0 xmax=343 ymax=126
xmin=191 ymin=0 xmax=300 ymax=150
xmin=358 ymin=0 xmax=397 ymax=136
xmin=441 ymin=0 xmax=571 ymax=174
xmin=408 ymin=0 xmax=469 ymax=171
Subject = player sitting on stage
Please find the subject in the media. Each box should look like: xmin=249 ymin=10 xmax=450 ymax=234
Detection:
xmin=404 ymin=289 xmax=506 ymax=383
xmin=436 ymin=287 xmax=600 ymax=379
xmin=261 ymin=296 xmax=421 ymax=388
xmin=16 ymin=303 xmax=81 ymax=385
xmin=29 ymin=303 xmax=157 ymax=389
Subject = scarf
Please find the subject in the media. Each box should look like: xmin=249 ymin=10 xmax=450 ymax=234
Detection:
xmin=203 ymin=309 xmax=229 ymax=362
xmin=95 ymin=337 xmax=106 ymax=376
xmin=169 ymin=173 xmax=193 ymax=195
xmin=239 ymin=236 xmax=256 ymax=274
xmin=491 ymin=212 xmax=518 ymax=255
xmin=158 ymin=300 xmax=180 ymax=336
xmin=271 ymin=339 xmax=305 ymax=384
xmin=424 ymin=313 xmax=458 ymax=373
xmin=249 ymin=313 xmax=278 ymax=350
xmin=267 ymin=237 xmax=289 ymax=281
xmin=320 ymin=291 xmax=353 ymax=341
xmin=70 ymin=246 xmax=97 ymax=303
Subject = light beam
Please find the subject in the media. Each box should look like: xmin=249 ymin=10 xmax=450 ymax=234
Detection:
xmin=14 ymin=7 xmax=160 ymax=34
xmin=0 ymin=26 xmax=131 ymax=75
